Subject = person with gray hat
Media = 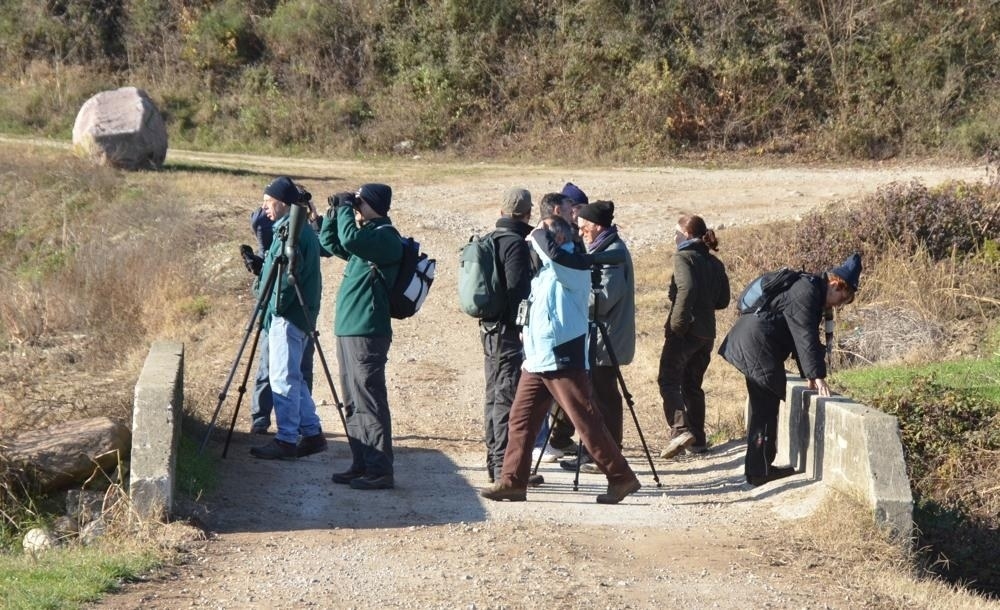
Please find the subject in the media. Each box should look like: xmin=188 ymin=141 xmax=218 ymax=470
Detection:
xmin=319 ymin=183 xmax=402 ymax=490
xmin=718 ymin=252 xmax=862 ymax=486
xmin=479 ymin=187 xmax=535 ymax=483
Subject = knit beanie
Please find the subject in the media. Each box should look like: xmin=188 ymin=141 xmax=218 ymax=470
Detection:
xmin=560 ymin=182 xmax=589 ymax=206
xmin=829 ymin=252 xmax=863 ymax=292
xmin=264 ymin=176 xmax=299 ymax=205
xmin=577 ymin=200 xmax=614 ymax=227
xmin=357 ymin=183 xmax=392 ymax=216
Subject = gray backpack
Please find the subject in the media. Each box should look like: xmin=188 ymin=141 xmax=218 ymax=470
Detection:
xmin=457 ymin=230 xmax=508 ymax=320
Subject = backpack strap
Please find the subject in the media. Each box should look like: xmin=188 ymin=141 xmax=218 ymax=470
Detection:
xmin=368 ymin=224 xmax=401 ymax=304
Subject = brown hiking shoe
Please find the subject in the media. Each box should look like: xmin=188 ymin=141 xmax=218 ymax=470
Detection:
xmin=660 ymin=431 xmax=695 ymax=459
xmin=596 ymin=477 xmax=641 ymax=504
xmin=480 ymin=483 xmax=527 ymax=502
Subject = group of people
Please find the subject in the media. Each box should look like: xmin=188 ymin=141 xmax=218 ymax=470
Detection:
xmin=241 ymin=177 xmax=400 ymax=491
xmin=239 ymin=175 xmax=863 ymax=501
xmin=474 ymin=182 xmax=863 ymax=500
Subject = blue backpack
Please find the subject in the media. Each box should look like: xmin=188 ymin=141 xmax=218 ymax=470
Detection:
xmin=737 ymin=267 xmax=806 ymax=315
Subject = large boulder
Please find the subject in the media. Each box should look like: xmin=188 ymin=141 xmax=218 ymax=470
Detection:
xmin=72 ymin=87 xmax=167 ymax=170
xmin=1 ymin=416 xmax=130 ymax=492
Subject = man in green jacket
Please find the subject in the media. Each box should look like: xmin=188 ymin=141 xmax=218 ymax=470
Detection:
xmin=250 ymin=176 xmax=326 ymax=460
xmin=320 ymin=183 xmax=402 ymax=490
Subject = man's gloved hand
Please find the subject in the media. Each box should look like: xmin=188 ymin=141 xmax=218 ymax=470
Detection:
xmin=326 ymin=192 xmax=357 ymax=219
xmin=240 ymin=244 xmax=263 ymax=276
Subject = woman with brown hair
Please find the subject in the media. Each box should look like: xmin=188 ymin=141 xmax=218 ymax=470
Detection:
xmin=658 ymin=215 xmax=731 ymax=459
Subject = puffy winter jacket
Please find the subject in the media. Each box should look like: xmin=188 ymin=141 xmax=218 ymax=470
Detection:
xmin=718 ymin=273 xmax=827 ymax=398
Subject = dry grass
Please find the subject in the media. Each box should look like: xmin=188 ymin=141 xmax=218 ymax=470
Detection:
xmin=777 ymin=491 xmax=1000 ymax=609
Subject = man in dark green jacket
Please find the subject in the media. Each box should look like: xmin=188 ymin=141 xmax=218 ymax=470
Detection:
xmin=320 ymin=183 xmax=402 ymax=490
xmin=250 ymin=176 xmax=326 ymax=461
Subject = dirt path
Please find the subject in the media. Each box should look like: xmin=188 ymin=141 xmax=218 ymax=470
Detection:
xmin=88 ymin=148 xmax=985 ymax=609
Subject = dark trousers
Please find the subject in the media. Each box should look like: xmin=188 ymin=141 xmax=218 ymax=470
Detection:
xmin=501 ymin=369 xmax=635 ymax=488
xmin=590 ymin=366 xmax=623 ymax=447
xmin=548 ymin=406 xmax=577 ymax=450
xmin=251 ymin=331 xmax=315 ymax=429
xmin=337 ymin=335 xmax=393 ymax=477
xmin=482 ymin=324 xmax=523 ymax=479
xmin=656 ymin=332 xmax=713 ymax=446
xmin=745 ymin=376 xmax=780 ymax=478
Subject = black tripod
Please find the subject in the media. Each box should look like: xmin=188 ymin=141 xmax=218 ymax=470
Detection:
xmin=532 ymin=263 xmax=661 ymax=489
xmin=199 ymin=216 xmax=347 ymax=457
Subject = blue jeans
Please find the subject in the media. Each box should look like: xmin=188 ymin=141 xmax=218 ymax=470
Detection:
xmin=268 ymin=317 xmax=322 ymax=444
xmin=251 ymin=330 xmax=315 ymax=430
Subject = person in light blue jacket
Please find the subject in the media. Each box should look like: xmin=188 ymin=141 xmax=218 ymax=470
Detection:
xmin=480 ymin=215 xmax=641 ymax=505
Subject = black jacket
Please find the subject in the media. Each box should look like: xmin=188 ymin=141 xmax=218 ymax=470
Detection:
xmin=718 ymin=274 xmax=827 ymax=398
xmin=491 ymin=217 xmax=533 ymax=326
xmin=667 ymin=240 xmax=730 ymax=339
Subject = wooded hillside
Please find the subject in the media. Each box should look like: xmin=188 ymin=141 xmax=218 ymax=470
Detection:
xmin=1 ymin=0 xmax=998 ymax=161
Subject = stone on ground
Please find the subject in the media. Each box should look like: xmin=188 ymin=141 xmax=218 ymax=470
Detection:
xmin=72 ymin=86 xmax=167 ymax=170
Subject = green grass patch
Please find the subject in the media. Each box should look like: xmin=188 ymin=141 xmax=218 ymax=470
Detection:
xmin=0 ymin=545 xmax=159 ymax=609
xmin=176 ymin=432 xmax=219 ymax=500
xmin=831 ymin=356 xmax=1000 ymax=404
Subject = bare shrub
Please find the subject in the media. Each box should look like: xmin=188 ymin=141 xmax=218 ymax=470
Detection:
xmin=837 ymin=305 xmax=944 ymax=366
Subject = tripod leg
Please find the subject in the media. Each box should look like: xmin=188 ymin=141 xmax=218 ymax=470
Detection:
xmin=532 ymin=410 xmax=556 ymax=475
xmin=222 ymin=321 xmax=264 ymax=458
xmin=595 ymin=320 xmax=662 ymax=486
xmin=199 ymin=261 xmax=280 ymax=454
xmin=309 ymin=329 xmax=348 ymax=437
xmin=290 ymin=281 xmax=349 ymax=438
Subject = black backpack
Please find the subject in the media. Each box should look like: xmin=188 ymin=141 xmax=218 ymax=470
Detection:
xmin=736 ymin=267 xmax=807 ymax=315
xmin=371 ymin=225 xmax=436 ymax=319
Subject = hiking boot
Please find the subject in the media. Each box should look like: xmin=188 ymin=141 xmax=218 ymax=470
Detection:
xmin=596 ymin=477 xmax=642 ymax=504
xmin=746 ymin=466 xmax=797 ymax=487
xmin=331 ymin=469 xmax=365 ymax=485
xmin=349 ymin=474 xmax=395 ymax=490
xmin=296 ymin=433 xmax=328 ymax=458
xmin=480 ymin=483 xmax=527 ymax=502
xmin=250 ymin=439 xmax=297 ymax=460
xmin=660 ymin=431 xmax=695 ymax=459
xmin=527 ymin=474 xmax=544 ymax=487
xmin=250 ymin=425 xmax=271 ymax=435
xmin=685 ymin=443 xmax=709 ymax=455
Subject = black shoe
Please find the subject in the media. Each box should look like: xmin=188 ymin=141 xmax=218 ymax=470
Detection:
xmin=296 ymin=433 xmax=328 ymax=457
xmin=349 ymin=474 xmax=395 ymax=490
xmin=250 ymin=439 xmax=297 ymax=460
xmin=746 ymin=466 xmax=797 ymax=487
xmin=250 ymin=424 xmax=271 ymax=435
xmin=559 ymin=455 xmax=592 ymax=472
xmin=331 ymin=469 xmax=366 ymax=485
xmin=596 ymin=477 xmax=642 ymax=504
xmin=527 ymin=474 xmax=544 ymax=487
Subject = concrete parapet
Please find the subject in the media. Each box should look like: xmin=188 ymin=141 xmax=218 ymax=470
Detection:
xmin=778 ymin=377 xmax=913 ymax=542
xmin=130 ymin=341 xmax=184 ymax=521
